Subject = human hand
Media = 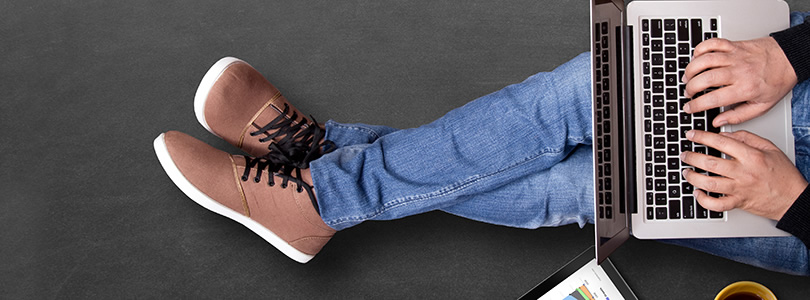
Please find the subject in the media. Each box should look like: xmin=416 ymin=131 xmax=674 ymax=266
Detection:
xmin=682 ymin=37 xmax=797 ymax=127
xmin=680 ymin=130 xmax=807 ymax=220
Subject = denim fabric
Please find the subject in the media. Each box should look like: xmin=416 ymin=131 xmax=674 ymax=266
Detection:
xmin=309 ymin=13 xmax=810 ymax=275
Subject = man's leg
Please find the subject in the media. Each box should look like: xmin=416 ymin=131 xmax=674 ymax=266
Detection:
xmin=311 ymin=52 xmax=593 ymax=230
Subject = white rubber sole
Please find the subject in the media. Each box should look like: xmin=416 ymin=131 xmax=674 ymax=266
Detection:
xmin=153 ymin=132 xmax=314 ymax=263
xmin=193 ymin=57 xmax=250 ymax=137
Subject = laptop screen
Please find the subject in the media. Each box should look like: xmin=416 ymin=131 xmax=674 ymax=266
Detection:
xmin=591 ymin=0 xmax=631 ymax=264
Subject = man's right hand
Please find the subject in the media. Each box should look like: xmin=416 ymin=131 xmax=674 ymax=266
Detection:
xmin=681 ymin=37 xmax=797 ymax=127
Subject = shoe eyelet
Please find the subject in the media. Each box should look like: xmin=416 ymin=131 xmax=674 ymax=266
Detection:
xmin=254 ymin=177 xmax=261 ymax=183
xmin=281 ymin=183 xmax=288 ymax=189
xmin=241 ymin=175 xmax=248 ymax=181
xmin=268 ymin=181 xmax=275 ymax=187
xmin=296 ymin=186 xmax=303 ymax=193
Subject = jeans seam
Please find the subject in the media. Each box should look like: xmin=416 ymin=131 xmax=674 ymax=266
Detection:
xmin=329 ymin=123 xmax=381 ymax=140
xmin=326 ymin=146 xmax=566 ymax=227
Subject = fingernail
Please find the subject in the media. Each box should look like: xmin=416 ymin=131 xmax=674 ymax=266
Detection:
xmin=686 ymin=130 xmax=695 ymax=140
xmin=681 ymin=168 xmax=689 ymax=177
xmin=683 ymin=103 xmax=691 ymax=113
xmin=681 ymin=74 xmax=687 ymax=83
xmin=680 ymin=152 xmax=686 ymax=161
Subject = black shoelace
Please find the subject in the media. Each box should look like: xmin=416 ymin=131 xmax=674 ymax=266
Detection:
xmin=249 ymin=103 xmax=336 ymax=168
xmin=240 ymin=143 xmax=322 ymax=213
xmin=241 ymin=105 xmax=337 ymax=214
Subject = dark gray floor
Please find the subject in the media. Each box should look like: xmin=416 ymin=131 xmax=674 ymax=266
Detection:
xmin=2 ymin=1 xmax=809 ymax=298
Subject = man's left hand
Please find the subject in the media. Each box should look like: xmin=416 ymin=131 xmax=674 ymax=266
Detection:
xmin=680 ymin=130 xmax=807 ymax=220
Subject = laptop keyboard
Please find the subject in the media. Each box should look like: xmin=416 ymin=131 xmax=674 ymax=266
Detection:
xmin=640 ymin=17 xmax=724 ymax=221
xmin=594 ymin=21 xmax=613 ymax=220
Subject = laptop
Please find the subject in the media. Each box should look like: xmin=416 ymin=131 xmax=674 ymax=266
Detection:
xmin=591 ymin=0 xmax=795 ymax=262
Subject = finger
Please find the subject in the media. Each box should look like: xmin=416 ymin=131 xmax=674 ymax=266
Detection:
xmin=685 ymin=130 xmax=748 ymax=159
xmin=683 ymin=68 xmax=733 ymax=99
xmin=681 ymin=165 xmax=736 ymax=194
xmin=682 ymin=87 xmax=738 ymax=114
xmin=712 ymin=102 xmax=772 ymax=126
xmin=680 ymin=151 xmax=736 ymax=178
xmin=693 ymin=189 xmax=739 ymax=212
xmin=683 ymin=52 xmax=732 ymax=83
xmin=692 ymin=38 xmax=736 ymax=60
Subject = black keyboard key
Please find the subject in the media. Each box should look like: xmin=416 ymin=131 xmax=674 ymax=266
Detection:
xmin=695 ymin=119 xmax=706 ymax=131
xmin=647 ymin=207 xmax=655 ymax=220
xmin=668 ymin=172 xmax=680 ymax=184
xmin=602 ymin=22 xmax=608 ymax=35
xmin=669 ymin=200 xmax=681 ymax=219
xmin=665 ymin=60 xmax=677 ymax=72
xmin=666 ymin=74 xmax=678 ymax=86
xmin=655 ymin=179 xmax=667 ymax=191
xmin=669 ymin=185 xmax=680 ymax=198
xmin=667 ymin=115 xmax=679 ymax=128
xmin=653 ymin=67 xmax=664 ymax=79
xmin=645 ymin=118 xmax=652 ymax=131
xmin=652 ymin=53 xmax=663 ymax=65
xmin=652 ymin=39 xmax=663 ymax=52
xmin=647 ymin=193 xmax=654 ymax=205
xmin=681 ymin=140 xmax=692 ymax=152
xmin=679 ymin=57 xmax=690 ymax=69
xmin=656 ymin=207 xmax=668 ymax=220
xmin=643 ymin=19 xmax=650 ymax=32
xmin=646 ymin=135 xmax=652 ymax=147
xmin=667 ymin=143 xmax=679 ymax=156
xmin=605 ymin=177 xmax=612 ymax=190
xmin=653 ymin=81 xmax=664 ymax=93
xmin=683 ymin=196 xmax=695 ymax=219
xmin=653 ymin=109 xmax=665 ymax=121
xmin=665 ymin=34 xmax=676 ymax=45
xmin=646 ymin=178 xmax=654 ymax=190
xmin=677 ymin=19 xmax=689 ymax=40
xmin=599 ymin=206 xmax=604 ymax=218
xmin=666 ymin=88 xmax=678 ymax=100
xmin=646 ymin=149 xmax=653 ymax=161
xmin=679 ymin=113 xmax=691 ymax=125
xmin=653 ymin=95 xmax=665 ymax=107
xmin=644 ymin=62 xmax=651 ymax=76
xmin=605 ymin=192 xmax=612 ymax=205
xmin=678 ymin=42 xmax=690 ymax=55
xmin=604 ymin=148 xmax=611 ymax=161
xmin=666 ymin=102 xmax=679 ymax=114
xmin=654 ymin=137 xmax=666 ymax=149
xmin=664 ymin=19 xmax=676 ymax=31
xmin=691 ymin=19 xmax=703 ymax=48
xmin=668 ymin=157 xmax=679 ymax=170
xmin=710 ymin=210 xmax=724 ymax=219
xmin=652 ymin=19 xmax=663 ymax=38
xmin=710 ymin=18 xmax=717 ymax=31
xmin=682 ymin=182 xmax=694 ymax=196
xmin=606 ymin=206 xmax=613 ymax=219
xmin=644 ymin=48 xmax=650 ymax=60
xmin=654 ymin=151 xmax=666 ymax=163
xmin=655 ymin=165 xmax=666 ymax=178
xmin=655 ymin=193 xmax=667 ymax=205
xmin=646 ymin=163 xmax=653 ymax=176
xmin=666 ymin=130 xmax=678 ymax=141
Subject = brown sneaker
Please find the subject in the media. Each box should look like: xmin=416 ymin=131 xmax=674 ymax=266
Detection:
xmin=153 ymin=130 xmax=336 ymax=263
xmin=194 ymin=57 xmax=328 ymax=158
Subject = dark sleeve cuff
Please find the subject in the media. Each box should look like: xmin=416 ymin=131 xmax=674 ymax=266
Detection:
xmin=777 ymin=183 xmax=810 ymax=248
xmin=770 ymin=16 xmax=810 ymax=84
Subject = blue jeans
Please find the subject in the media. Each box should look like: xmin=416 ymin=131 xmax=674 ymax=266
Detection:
xmin=310 ymin=12 xmax=810 ymax=276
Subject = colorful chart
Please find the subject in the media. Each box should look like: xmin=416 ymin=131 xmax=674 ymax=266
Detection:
xmin=564 ymin=285 xmax=594 ymax=300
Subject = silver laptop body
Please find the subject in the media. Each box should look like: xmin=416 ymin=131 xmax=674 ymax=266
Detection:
xmin=592 ymin=0 xmax=793 ymax=263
